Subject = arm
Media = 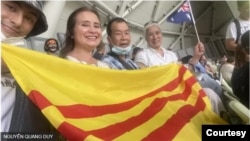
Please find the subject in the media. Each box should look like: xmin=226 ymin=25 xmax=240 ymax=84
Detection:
xmin=189 ymin=42 xmax=205 ymax=65
xmin=225 ymin=22 xmax=238 ymax=52
xmin=225 ymin=38 xmax=237 ymax=52
xmin=188 ymin=42 xmax=207 ymax=73
xmin=1 ymin=58 xmax=10 ymax=74
xmin=136 ymin=62 xmax=147 ymax=69
xmin=134 ymin=50 xmax=148 ymax=69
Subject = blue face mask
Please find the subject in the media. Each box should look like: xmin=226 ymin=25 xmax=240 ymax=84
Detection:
xmin=111 ymin=45 xmax=132 ymax=55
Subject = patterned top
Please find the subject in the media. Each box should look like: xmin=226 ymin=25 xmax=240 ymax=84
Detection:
xmin=102 ymin=53 xmax=138 ymax=70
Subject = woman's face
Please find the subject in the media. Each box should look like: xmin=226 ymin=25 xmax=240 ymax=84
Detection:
xmin=73 ymin=11 xmax=102 ymax=51
xmin=146 ymin=25 xmax=162 ymax=49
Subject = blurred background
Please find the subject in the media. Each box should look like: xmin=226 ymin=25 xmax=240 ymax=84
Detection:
xmin=28 ymin=0 xmax=239 ymax=61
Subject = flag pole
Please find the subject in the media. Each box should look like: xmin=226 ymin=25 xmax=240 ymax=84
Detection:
xmin=187 ymin=0 xmax=200 ymax=42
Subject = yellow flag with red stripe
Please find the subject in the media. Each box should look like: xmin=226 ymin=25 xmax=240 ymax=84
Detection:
xmin=2 ymin=43 xmax=226 ymax=141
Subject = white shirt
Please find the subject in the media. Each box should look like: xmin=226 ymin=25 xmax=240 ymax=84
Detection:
xmin=1 ymin=33 xmax=25 ymax=132
xmin=1 ymin=73 xmax=16 ymax=132
xmin=226 ymin=18 xmax=250 ymax=44
xmin=134 ymin=46 xmax=178 ymax=67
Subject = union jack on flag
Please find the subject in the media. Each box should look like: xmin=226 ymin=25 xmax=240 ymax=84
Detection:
xmin=167 ymin=1 xmax=192 ymax=24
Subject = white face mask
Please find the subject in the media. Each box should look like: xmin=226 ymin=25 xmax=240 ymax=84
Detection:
xmin=47 ymin=45 xmax=58 ymax=53
xmin=1 ymin=32 xmax=25 ymax=44
xmin=111 ymin=45 xmax=132 ymax=55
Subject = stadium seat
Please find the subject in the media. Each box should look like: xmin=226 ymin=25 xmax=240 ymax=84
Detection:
xmin=56 ymin=32 xmax=65 ymax=48
xmin=220 ymin=77 xmax=239 ymax=101
xmin=221 ymin=82 xmax=249 ymax=124
xmin=229 ymin=100 xmax=250 ymax=124
xmin=26 ymin=36 xmax=48 ymax=53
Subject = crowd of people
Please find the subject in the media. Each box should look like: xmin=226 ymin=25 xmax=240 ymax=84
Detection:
xmin=1 ymin=0 xmax=249 ymax=140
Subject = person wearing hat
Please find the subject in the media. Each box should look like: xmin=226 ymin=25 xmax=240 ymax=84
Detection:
xmin=1 ymin=1 xmax=63 ymax=139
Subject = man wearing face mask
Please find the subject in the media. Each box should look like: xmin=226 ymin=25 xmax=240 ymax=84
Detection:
xmin=102 ymin=17 xmax=138 ymax=70
xmin=44 ymin=38 xmax=59 ymax=55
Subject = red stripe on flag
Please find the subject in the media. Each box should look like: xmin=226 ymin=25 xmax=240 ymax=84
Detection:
xmin=142 ymin=88 xmax=206 ymax=141
xmin=28 ymin=90 xmax=52 ymax=109
xmin=28 ymin=66 xmax=189 ymax=118
xmin=27 ymin=66 xmax=204 ymax=141
xmin=83 ymin=76 xmax=198 ymax=140
xmin=56 ymin=66 xmax=189 ymax=118
xmin=199 ymin=88 xmax=206 ymax=97
xmin=56 ymin=76 xmax=200 ymax=141
xmin=57 ymin=121 xmax=88 ymax=141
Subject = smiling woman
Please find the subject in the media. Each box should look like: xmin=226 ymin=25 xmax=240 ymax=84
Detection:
xmin=59 ymin=6 xmax=109 ymax=68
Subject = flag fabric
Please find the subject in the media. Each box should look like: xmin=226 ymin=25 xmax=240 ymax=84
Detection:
xmin=2 ymin=43 xmax=227 ymax=141
xmin=167 ymin=1 xmax=192 ymax=23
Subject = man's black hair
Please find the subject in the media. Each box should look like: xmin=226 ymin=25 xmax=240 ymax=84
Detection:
xmin=106 ymin=17 xmax=128 ymax=36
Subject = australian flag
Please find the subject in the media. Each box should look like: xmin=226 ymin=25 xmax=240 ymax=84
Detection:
xmin=167 ymin=1 xmax=192 ymax=23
